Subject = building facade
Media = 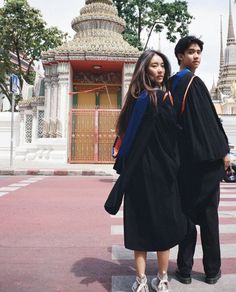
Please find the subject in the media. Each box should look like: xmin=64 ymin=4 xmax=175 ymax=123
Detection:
xmin=2 ymin=0 xmax=235 ymax=163
xmin=16 ymin=0 xmax=140 ymax=163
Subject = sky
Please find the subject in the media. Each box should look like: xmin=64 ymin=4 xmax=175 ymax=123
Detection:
xmin=0 ymin=0 xmax=235 ymax=90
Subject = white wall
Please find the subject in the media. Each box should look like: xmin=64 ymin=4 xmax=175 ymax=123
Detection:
xmin=1 ymin=112 xmax=235 ymax=164
xmin=220 ymin=115 xmax=236 ymax=147
xmin=0 ymin=112 xmax=20 ymax=159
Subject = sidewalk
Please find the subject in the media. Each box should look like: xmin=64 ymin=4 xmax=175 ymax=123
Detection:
xmin=0 ymin=158 xmax=117 ymax=176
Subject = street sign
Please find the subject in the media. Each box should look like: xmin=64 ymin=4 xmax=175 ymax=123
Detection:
xmin=10 ymin=74 xmax=20 ymax=94
xmin=9 ymin=74 xmax=21 ymax=168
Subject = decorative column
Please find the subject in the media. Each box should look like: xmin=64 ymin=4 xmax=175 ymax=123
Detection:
xmin=31 ymin=107 xmax=38 ymax=143
xmin=24 ymin=111 xmax=33 ymax=143
xmin=50 ymin=76 xmax=59 ymax=137
xmin=57 ymin=62 xmax=71 ymax=138
xmin=43 ymin=73 xmax=51 ymax=138
xmin=19 ymin=110 xmax=25 ymax=146
xmin=122 ymin=63 xmax=135 ymax=104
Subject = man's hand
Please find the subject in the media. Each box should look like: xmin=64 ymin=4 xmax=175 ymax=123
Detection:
xmin=223 ymin=154 xmax=231 ymax=170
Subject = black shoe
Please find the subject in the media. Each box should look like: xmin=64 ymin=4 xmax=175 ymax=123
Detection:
xmin=175 ymin=270 xmax=192 ymax=284
xmin=205 ymin=270 xmax=221 ymax=284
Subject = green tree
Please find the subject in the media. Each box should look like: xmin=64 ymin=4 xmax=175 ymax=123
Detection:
xmin=113 ymin=0 xmax=193 ymax=50
xmin=0 ymin=0 xmax=66 ymax=110
xmin=0 ymin=48 xmax=12 ymax=101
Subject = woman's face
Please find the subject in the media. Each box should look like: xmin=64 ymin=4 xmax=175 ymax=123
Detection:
xmin=147 ymin=54 xmax=165 ymax=86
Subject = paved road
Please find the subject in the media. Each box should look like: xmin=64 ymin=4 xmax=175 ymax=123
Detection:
xmin=0 ymin=176 xmax=235 ymax=292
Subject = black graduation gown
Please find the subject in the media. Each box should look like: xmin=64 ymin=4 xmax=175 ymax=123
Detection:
xmin=169 ymin=72 xmax=229 ymax=224
xmin=122 ymin=91 xmax=190 ymax=251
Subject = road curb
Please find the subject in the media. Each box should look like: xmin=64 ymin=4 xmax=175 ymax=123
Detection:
xmin=0 ymin=169 xmax=114 ymax=176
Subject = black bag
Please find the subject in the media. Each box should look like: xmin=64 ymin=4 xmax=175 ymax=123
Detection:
xmin=104 ymin=176 xmax=124 ymax=215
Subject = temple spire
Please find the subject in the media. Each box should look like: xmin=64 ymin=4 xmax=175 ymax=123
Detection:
xmin=211 ymin=76 xmax=216 ymax=92
xmin=86 ymin=0 xmax=113 ymax=4
xmin=218 ymin=15 xmax=224 ymax=82
xmin=227 ymin=0 xmax=236 ymax=45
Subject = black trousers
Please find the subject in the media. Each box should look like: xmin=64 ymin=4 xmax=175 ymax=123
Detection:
xmin=177 ymin=184 xmax=221 ymax=276
xmin=177 ymin=161 xmax=224 ymax=276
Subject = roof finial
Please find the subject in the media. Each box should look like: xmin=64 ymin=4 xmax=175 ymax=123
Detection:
xmin=227 ymin=0 xmax=236 ymax=45
xmin=218 ymin=15 xmax=224 ymax=82
xmin=86 ymin=0 xmax=113 ymax=5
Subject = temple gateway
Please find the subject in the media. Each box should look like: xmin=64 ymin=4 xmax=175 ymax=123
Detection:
xmin=17 ymin=0 xmax=140 ymax=163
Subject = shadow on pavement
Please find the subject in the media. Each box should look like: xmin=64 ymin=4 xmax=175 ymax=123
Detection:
xmin=71 ymin=257 xmax=136 ymax=291
xmin=70 ymin=250 xmax=206 ymax=290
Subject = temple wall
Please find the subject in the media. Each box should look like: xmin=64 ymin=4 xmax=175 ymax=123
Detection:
xmin=0 ymin=112 xmax=20 ymax=159
xmin=221 ymin=115 xmax=236 ymax=147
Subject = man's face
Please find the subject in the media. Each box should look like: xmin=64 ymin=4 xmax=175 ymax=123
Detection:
xmin=178 ymin=43 xmax=202 ymax=72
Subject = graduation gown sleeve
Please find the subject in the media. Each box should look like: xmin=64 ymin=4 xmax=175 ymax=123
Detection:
xmin=104 ymin=111 xmax=153 ymax=215
xmin=181 ymin=76 xmax=229 ymax=163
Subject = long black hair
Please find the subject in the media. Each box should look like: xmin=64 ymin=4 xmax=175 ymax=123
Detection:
xmin=116 ymin=50 xmax=171 ymax=136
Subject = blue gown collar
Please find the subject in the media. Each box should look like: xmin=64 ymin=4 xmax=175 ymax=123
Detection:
xmin=172 ymin=68 xmax=191 ymax=91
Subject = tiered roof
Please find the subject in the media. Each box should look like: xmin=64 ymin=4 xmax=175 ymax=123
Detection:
xmin=42 ymin=0 xmax=140 ymax=62
xmin=217 ymin=0 xmax=236 ymax=97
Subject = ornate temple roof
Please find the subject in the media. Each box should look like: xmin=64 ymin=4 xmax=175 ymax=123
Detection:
xmin=225 ymin=0 xmax=236 ymax=66
xmin=216 ymin=0 xmax=236 ymax=98
xmin=227 ymin=0 xmax=236 ymax=45
xmin=42 ymin=0 xmax=140 ymax=63
xmin=218 ymin=16 xmax=224 ymax=82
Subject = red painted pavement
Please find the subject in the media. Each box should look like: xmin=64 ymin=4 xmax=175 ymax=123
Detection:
xmin=0 ymin=178 xmax=235 ymax=291
xmin=0 ymin=176 xmax=120 ymax=292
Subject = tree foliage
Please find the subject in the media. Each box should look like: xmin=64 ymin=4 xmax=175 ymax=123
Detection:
xmin=0 ymin=0 xmax=66 ymax=109
xmin=0 ymin=48 xmax=12 ymax=100
xmin=113 ymin=0 xmax=193 ymax=50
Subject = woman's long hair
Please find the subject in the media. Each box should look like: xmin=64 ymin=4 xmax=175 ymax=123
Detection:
xmin=116 ymin=50 xmax=171 ymax=136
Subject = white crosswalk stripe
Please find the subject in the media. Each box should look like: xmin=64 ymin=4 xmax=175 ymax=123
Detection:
xmin=221 ymin=194 xmax=236 ymax=198
xmin=112 ymin=274 xmax=236 ymax=292
xmin=8 ymin=183 xmax=31 ymax=187
xmin=111 ymin=243 xmax=236 ymax=260
xmin=112 ymin=210 xmax=236 ymax=218
xmin=220 ymin=201 xmax=236 ymax=206
xmin=0 ymin=191 xmax=8 ymax=197
xmin=0 ymin=176 xmax=46 ymax=198
xmin=111 ymin=224 xmax=236 ymax=234
xmin=221 ymin=189 xmax=236 ymax=193
xmin=0 ymin=186 xmax=20 ymax=191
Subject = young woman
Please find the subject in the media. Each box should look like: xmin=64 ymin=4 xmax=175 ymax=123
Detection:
xmin=105 ymin=50 xmax=191 ymax=292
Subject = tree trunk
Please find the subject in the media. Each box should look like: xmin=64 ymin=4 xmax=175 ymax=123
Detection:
xmin=138 ymin=6 xmax=142 ymax=42
xmin=144 ymin=23 xmax=156 ymax=50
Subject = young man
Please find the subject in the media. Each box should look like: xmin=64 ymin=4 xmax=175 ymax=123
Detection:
xmin=169 ymin=36 xmax=231 ymax=285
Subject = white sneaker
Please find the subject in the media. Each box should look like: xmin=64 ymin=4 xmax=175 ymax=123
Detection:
xmin=151 ymin=274 xmax=169 ymax=292
xmin=132 ymin=275 xmax=149 ymax=292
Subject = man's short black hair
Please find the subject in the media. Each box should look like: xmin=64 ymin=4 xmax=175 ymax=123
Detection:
xmin=175 ymin=36 xmax=204 ymax=64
